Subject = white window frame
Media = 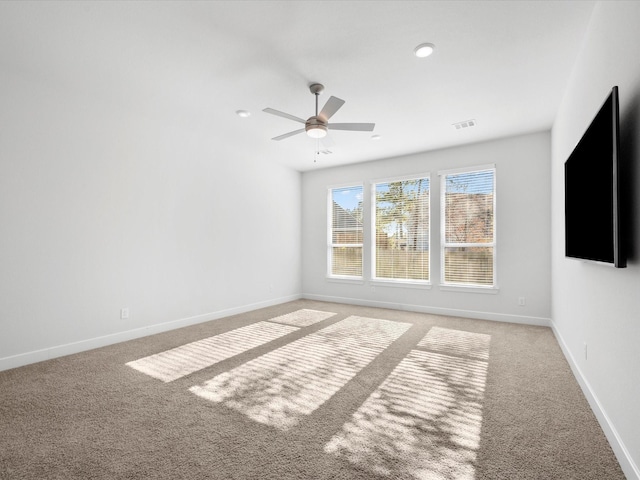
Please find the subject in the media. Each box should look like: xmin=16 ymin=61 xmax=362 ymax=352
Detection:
xmin=327 ymin=183 xmax=364 ymax=280
xmin=371 ymin=173 xmax=431 ymax=286
xmin=439 ymin=164 xmax=497 ymax=290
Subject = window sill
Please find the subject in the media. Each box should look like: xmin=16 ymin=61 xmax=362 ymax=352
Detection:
xmin=370 ymin=280 xmax=432 ymax=290
xmin=439 ymin=284 xmax=500 ymax=294
xmin=326 ymin=276 xmax=365 ymax=285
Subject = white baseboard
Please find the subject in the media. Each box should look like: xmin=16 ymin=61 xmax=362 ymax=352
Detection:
xmin=0 ymin=294 xmax=302 ymax=373
xmin=302 ymin=293 xmax=551 ymax=326
xmin=550 ymin=320 xmax=640 ymax=480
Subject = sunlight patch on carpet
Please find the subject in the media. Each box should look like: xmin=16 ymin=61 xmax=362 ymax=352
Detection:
xmin=418 ymin=326 xmax=491 ymax=360
xmin=266 ymin=308 xmax=337 ymax=327
xmin=126 ymin=321 xmax=298 ymax=382
xmin=325 ymin=328 xmax=490 ymax=480
xmin=189 ymin=316 xmax=411 ymax=431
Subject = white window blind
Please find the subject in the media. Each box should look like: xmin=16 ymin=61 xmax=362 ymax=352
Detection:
xmin=441 ymin=167 xmax=495 ymax=286
xmin=328 ymin=185 xmax=363 ymax=277
xmin=373 ymin=177 xmax=430 ymax=282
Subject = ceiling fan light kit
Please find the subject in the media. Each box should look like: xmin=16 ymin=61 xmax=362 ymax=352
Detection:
xmin=263 ymin=83 xmax=375 ymax=143
xmin=306 ymin=122 xmax=328 ymax=138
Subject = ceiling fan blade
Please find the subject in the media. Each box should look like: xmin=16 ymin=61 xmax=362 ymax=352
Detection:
xmin=328 ymin=123 xmax=375 ymax=132
xmin=272 ymin=128 xmax=305 ymax=141
xmin=263 ymin=108 xmax=306 ymax=124
xmin=318 ymin=96 xmax=345 ymax=122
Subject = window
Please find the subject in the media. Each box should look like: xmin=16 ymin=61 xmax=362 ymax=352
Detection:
xmin=441 ymin=166 xmax=495 ymax=287
xmin=373 ymin=176 xmax=430 ymax=282
xmin=328 ymin=185 xmax=363 ymax=278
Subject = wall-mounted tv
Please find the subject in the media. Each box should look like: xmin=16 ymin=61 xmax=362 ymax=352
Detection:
xmin=565 ymin=86 xmax=625 ymax=268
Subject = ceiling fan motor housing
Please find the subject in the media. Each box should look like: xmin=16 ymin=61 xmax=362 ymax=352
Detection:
xmin=305 ymin=116 xmax=328 ymax=138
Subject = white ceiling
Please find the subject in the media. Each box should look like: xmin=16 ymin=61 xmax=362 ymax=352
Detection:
xmin=0 ymin=1 xmax=595 ymax=172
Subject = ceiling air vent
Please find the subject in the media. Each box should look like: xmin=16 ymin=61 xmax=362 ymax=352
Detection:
xmin=453 ymin=119 xmax=476 ymax=130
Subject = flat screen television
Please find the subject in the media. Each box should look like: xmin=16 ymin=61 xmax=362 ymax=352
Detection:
xmin=564 ymin=86 xmax=625 ymax=267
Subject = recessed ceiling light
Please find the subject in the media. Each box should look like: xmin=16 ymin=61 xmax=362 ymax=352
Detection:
xmin=371 ymin=134 xmax=382 ymax=140
xmin=414 ymin=42 xmax=435 ymax=58
xmin=235 ymin=110 xmax=251 ymax=118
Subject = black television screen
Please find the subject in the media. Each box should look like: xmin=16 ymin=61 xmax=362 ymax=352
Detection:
xmin=564 ymin=86 xmax=625 ymax=267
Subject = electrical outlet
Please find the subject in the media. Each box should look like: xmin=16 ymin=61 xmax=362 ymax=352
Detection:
xmin=120 ymin=308 xmax=130 ymax=319
xmin=584 ymin=342 xmax=588 ymax=360
xmin=518 ymin=297 xmax=526 ymax=306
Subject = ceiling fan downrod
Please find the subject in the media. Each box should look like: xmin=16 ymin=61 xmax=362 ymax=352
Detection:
xmin=309 ymin=83 xmax=324 ymax=116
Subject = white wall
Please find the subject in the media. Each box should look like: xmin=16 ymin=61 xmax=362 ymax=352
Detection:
xmin=302 ymin=131 xmax=551 ymax=324
xmin=551 ymin=2 xmax=640 ymax=478
xmin=0 ymin=60 xmax=301 ymax=370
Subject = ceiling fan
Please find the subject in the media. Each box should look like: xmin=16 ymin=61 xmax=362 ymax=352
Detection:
xmin=263 ymin=83 xmax=375 ymax=142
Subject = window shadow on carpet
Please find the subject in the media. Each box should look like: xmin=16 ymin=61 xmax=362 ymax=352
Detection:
xmin=189 ymin=316 xmax=411 ymax=431
xmin=324 ymin=327 xmax=490 ymax=480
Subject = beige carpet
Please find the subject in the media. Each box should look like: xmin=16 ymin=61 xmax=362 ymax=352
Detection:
xmin=0 ymin=300 xmax=625 ymax=479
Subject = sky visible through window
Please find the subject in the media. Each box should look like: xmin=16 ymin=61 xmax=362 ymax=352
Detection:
xmin=333 ymin=171 xmax=491 ymax=211
xmin=333 ymin=187 xmax=363 ymax=210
